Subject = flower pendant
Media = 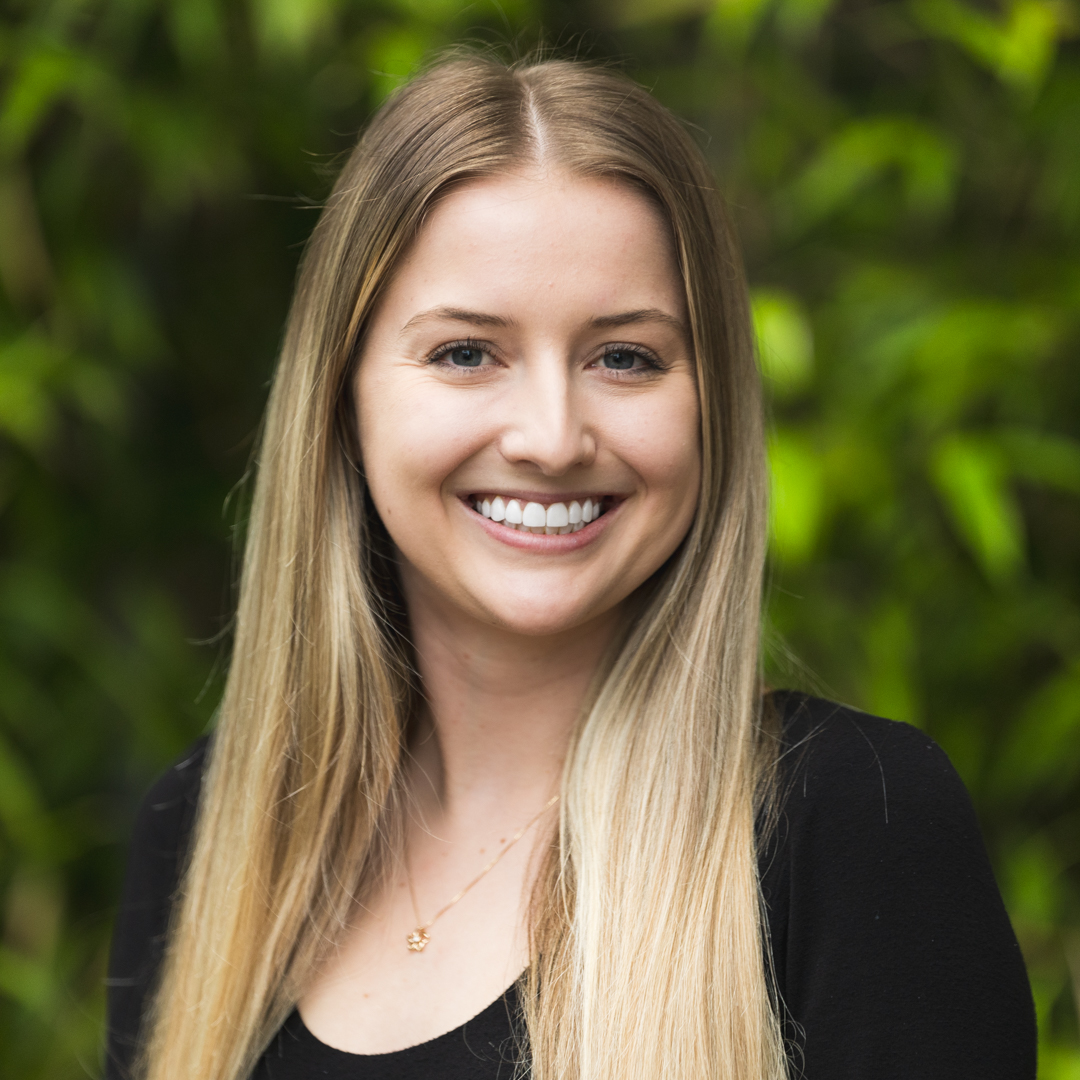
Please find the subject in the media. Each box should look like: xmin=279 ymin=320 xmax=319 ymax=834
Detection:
xmin=406 ymin=927 xmax=430 ymax=952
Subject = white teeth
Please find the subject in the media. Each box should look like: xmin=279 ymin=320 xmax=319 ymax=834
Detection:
xmin=522 ymin=501 xmax=546 ymax=528
xmin=472 ymin=494 xmax=607 ymax=534
xmin=546 ymin=502 xmax=569 ymax=528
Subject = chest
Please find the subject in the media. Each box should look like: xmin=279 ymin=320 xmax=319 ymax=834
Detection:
xmin=298 ymin=830 xmax=536 ymax=1053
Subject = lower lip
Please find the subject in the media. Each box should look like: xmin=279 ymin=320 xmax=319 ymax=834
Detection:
xmin=463 ymin=499 xmax=620 ymax=551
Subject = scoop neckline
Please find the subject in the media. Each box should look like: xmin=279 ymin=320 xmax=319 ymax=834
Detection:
xmin=291 ymin=979 xmax=521 ymax=1059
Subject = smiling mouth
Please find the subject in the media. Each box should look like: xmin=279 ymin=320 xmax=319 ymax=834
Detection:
xmin=468 ymin=494 xmax=612 ymax=535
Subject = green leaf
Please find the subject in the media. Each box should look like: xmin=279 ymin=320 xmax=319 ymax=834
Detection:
xmin=0 ymin=332 xmax=65 ymax=452
xmin=705 ymin=0 xmax=775 ymax=46
xmin=768 ymin=430 xmax=824 ymax=564
xmin=929 ymin=434 xmax=1025 ymax=583
xmin=1002 ymin=832 xmax=1063 ymax=931
xmin=775 ymin=0 xmax=837 ymax=39
xmin=0 ymin=45 xmax=76 ymax=158
xmin=752 ymin=288 xmax=814 ymax=397
xmin=166 ymin=0 xmax=228 ymax=69
xmin=999 ymin=428 xmax=1080 ymax=497
xmin=864 ymin=601 xmax=920 ymax=725
xmin=993 ymin=658 xmax=1080 ymax=797
xmin=366 ymin=26 xmax=434 ymax=103
xmin=911 ymin=0 xmax=1064 ymax=98
xmin=0 ymin=732 xmax=61 ymax=862
xmin=0 ymin=946 xmax=53 ymax=1013
xmin=252 ymin=0 xmax=337 ymax=57
xmin=781 ymin=117 xmax=958 ymax=234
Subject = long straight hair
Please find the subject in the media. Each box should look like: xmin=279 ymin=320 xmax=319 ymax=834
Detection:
xmin=139 ymin=56 xmax=785 ymax=1080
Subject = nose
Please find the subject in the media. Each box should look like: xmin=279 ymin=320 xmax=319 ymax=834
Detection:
xmin=498 ymin=354 xmax=596 ymax=475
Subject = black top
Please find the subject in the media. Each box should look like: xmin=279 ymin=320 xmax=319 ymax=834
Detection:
xmin=104 ymin=693 xmax=1036 ymax=1079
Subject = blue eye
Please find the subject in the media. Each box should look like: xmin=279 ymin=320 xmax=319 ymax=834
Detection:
xmin=602 ymin=350 xmax=638 ymax=370
xmin=449 ymin=346 xmax=485 ymax=367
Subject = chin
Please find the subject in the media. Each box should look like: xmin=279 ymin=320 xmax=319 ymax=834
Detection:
xmin=477 ymin=595 xmax=609 ymax=639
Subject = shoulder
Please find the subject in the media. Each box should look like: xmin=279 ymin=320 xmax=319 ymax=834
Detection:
xmin=761 ymin=690 xmax=988 ymax=937
xmin=104 ymin=736 xmax=211 ymax=1080
xmin=767 ymin=690 xmax=964 ymax=835
xmin=120 ymin=736 xmax=210 ymax=903
xmin=760 ymin=692 xmax=1035 ymax=1080
xmin=129 ymin=736 xmax=210 ymax=856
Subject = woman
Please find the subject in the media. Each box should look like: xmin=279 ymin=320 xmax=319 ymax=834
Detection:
xmin=105 ymin=55 xmax=1035 ymax=1080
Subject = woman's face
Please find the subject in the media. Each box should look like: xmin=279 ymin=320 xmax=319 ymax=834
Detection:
xmin=355 ymin=170 xmax=701 ymax=637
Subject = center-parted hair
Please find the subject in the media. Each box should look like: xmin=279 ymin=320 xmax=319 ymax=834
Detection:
xmin=138 ymin=55 xmax=786 ymax=1080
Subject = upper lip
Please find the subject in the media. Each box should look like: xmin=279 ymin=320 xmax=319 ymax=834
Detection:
xmin=459 ymin=490 xmax=625 ymax=503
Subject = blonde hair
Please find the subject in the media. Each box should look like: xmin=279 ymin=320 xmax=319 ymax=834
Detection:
xmin=139 ymin=55 xmax=786 ymax=1080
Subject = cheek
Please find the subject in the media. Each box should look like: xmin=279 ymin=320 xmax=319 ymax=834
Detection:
xmin=614 ymin=384 xmax=702 ymax=505
xmin=356 ymin=373 xmax=486 ymax=510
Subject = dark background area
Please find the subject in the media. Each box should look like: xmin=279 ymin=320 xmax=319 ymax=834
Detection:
xmin=1 ymin=0 xmax=1078 ymax=1074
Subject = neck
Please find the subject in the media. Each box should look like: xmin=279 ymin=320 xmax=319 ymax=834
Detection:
xmin=402 ymin=577 xmax=618 ymax=821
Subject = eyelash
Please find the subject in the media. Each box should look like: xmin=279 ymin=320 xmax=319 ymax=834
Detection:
xmin=425 ymin=338 xmax=495 ymax=368
xmin=426 ymin=338 xmax=669 ymax=377
xmin=597 ymin=343 xmax=667 ymax=376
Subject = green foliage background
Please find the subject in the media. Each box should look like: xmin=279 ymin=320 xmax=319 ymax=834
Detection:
xmin=1 ymin=0 xmax=1078 ymax=1074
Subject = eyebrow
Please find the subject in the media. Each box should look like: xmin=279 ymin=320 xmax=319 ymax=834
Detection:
xmin=400 ymin=307 xmax=516 ymax=333
xmin=590 ymin=308 xmax=685 ymax=333
xmin=400 ymin=306 xmax=685 ymax=335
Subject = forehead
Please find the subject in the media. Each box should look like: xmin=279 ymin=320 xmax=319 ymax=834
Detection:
xmin=381 ymin=170 xmax=686 ymax=323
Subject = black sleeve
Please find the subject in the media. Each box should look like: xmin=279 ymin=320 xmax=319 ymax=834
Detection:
xmin=104 ymin=738 xmax=209 ymax=1080
xmin=761 ymin=694 xmax=1036 ymax=1080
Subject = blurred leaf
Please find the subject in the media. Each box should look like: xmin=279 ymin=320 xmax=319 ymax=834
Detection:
xmin=611 ymin=0 xmax=711 ymax=26
xmin=166 ymin=0 xmax=228 ymax=70
xmin=252 ymin=0 xmax=337 ymax=57
xmin=0 ymin=732 xmax=62 ymax=862
xmin=781 ymin=117 xmax=958 ymax=235
xmin=1000 ymin=428 xmax=1080 ymax=496
xmin=2 ymin=865 xmax=63 ymax=961
xmin=1004 ymin=831 xmax=1063 ymax=931
xmin=1038 ymin=1046 xmax=1080 ymax=1080
xmin=0 ymin=945 xmax=53 ymax=1013
xmin=125 ymin=93 xmax=247 ymax=211
xmin=864 ymin=601 xmax=920 ymax=726
xmin=64 ymin=252 xmax=164 ymax=366
xmin=0 ymin=332 xmax=65 ymax=453
xmin=753 ymin=288 xmax=814 ymax=397
xmin=993 ymin=658 xmax=1080 ymax=798
xmin=930 ymin=434 xmax=1025 ymax=584
xmin=911 ymin=0 xmax=1066 ymax=98
xmin=775 ymin=0 xmax=837 ymax=39
xmin=706 ymin=0 xmax=774 ymax=46
xmin=768 ymin=430 xmax=825 ymax=564
xmin=310 ymin=61 xmax=367 ymax=110
xmin=366 ymin=25 xmax=434 ymax=102
xmin=0 ymin=166 xmax=54 ymax=309
xmin=0 ymin=44 xmax=76 ymax=158
xmin=905 ymin=303 xmax=1061 ymax=425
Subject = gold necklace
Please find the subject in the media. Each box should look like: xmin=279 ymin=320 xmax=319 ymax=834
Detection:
xmin=405 ymin=793 xmax=560 ymax=952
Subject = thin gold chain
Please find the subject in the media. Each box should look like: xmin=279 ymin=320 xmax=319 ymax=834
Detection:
xmin=405 ymin=793 xmax=560 ymax=952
